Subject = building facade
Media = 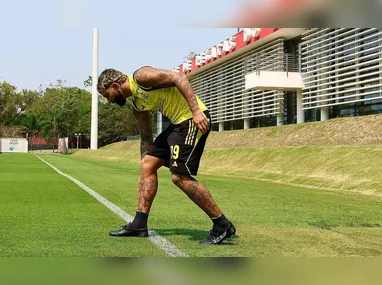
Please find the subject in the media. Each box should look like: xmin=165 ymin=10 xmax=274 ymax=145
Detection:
xmin=155 ymin=28 xmax=382 ymax=134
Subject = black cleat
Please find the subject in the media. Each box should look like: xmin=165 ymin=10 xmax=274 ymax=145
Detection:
xmin=200 ymin=222 xmax=236 ymax=245
xmin=109 ymin=222 xmax=149 ymax=237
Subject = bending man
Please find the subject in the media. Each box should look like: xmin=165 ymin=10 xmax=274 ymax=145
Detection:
xmin=97 ymin=66 xmax=236 ymax=244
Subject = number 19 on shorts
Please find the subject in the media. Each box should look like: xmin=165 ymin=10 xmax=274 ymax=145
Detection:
xmin=170 ymin=145 xmax=180 ymax=160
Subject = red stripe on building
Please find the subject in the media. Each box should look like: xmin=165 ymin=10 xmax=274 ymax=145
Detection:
xmin=178 ymin=28 xmax=280 ymax=75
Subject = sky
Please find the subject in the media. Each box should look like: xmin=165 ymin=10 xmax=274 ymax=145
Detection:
xmin=0 ymin=0 xmax=240 ymax=91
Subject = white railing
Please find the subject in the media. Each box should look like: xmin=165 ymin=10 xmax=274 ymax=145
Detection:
xmin=189 ymin=39 xmax=286 ymax=123
xmin=300 ymin=28 xmax=382 ymax=110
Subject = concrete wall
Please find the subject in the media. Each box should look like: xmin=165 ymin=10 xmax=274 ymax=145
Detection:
xmin=245 ymin=71 xmax=305 ymax=91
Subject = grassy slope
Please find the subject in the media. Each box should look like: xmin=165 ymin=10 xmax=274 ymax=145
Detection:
xmin=74 ymin=114 xmax=382 ymax=195
xmin=205 ymin=114 xmax=382 ymax=148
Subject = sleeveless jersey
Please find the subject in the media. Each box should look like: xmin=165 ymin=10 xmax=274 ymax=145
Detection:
xmin=128 ymin=75 xmax=207 ymax=124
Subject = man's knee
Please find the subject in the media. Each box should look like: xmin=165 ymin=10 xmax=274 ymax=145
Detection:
xmin=140 ymin=156 xmax=160 ymax=176
xmin=171 ymin=173 xmax=195 ymax=187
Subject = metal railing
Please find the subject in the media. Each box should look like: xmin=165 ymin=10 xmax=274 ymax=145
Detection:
xmin=253 ymin=52 xmax=300 ymax=76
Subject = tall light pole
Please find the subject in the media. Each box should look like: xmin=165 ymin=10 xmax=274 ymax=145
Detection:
xmin=74 ymin=133 xmax=82 ymax=149
xmin=91 ymin=28 xmax=99 ymax=150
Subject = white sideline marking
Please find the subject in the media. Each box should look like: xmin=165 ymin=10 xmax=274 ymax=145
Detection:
xmin=36 ymin=155 xmax=188 ymax=257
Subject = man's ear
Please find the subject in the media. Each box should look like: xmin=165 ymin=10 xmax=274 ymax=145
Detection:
xmin=110 ymin=82 xmax=120 ymax=90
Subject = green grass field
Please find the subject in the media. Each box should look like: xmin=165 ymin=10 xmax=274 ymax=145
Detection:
xmin=1 ymin=153 xmax=382 ymax=257
xmin=73 ymin=140 xmax=382 ymax=195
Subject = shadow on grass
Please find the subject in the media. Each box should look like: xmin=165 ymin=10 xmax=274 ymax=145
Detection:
xmin=309 ymin=219 xmax=382 ymax=230
xmin=153 ymin=228 xmax=238 ymax=244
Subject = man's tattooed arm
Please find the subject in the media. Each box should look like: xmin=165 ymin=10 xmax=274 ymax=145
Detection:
xmin=132 ymin=108 xmax=153 ymax=159
xmin=134 ymin=66 xmax=200 ymax=113
xmin=134 ymin=66 xmax=210 ymax=133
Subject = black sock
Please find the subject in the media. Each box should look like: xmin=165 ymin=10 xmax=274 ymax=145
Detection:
xmin=211 ymin=214 xmax=230 ymax=229
xmin=131 ymin=211 xmax=149 ymax=229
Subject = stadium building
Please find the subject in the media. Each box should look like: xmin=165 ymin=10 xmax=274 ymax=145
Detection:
xmin=155 ymin=28 xmax=382 ymax=133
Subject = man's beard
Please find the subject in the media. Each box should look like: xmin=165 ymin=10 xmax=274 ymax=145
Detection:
xmin=115 ymin=90 xmax=126 ymax=107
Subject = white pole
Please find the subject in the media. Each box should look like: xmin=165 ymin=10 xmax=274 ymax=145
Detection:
xmin=219 ymin=122 xmax=224 ymax=132
xmin=296 ymin=89 xmax=304 ymax=124
xmin=277 ymin=113 xmax=284 ymax=126
xmin=321 ymin=107 xmax=329 ymax=121
xmin=244 ymin=119 xmax=250 ymax=129
xmin=91 ymin=28 xmax=99 ymax=150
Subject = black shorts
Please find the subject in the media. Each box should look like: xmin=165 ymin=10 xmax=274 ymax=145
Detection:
xmin=146 ymin=110 xmax=211 ymax=176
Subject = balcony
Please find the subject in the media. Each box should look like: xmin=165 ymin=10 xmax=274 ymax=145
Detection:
xmin=245 ymin=53 xmax=305 ymax=91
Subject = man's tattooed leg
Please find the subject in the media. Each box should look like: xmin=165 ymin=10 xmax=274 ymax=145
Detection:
xmin=171 ymin=173 xmax=222 ymax=218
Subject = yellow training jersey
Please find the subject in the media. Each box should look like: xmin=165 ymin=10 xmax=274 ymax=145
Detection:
xmin=129 ymin=75 xmax=207 ymax=125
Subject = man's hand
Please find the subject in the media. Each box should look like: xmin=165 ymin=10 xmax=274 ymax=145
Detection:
xmin=193 ymin=110 xmax=209 ymax=134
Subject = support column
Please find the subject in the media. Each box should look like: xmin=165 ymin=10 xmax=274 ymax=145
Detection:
xmin=244 ymin=119 xmax=250 ymax=130
xmin=277 ymin=91 xmax=284 ymax=126
xmin=296 ymin=89 xmax=304 ymax=124
xmin=321 ymin=107 xmax=329 ymax=121
xmin=277 ymin=113 xmax=284 ymax=126
xmin=219 ymin=122 xmax=224 ymax=132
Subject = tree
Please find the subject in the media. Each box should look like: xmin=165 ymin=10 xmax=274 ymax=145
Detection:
xmin=0 ymin=81 xmax=20 ymax=126
xmin=1 ymin=77 xmax=141 ymax=147
xmin=35 ymin=82 xmax=93 ymax=150
xmin=18 ymin=89 xmax=42 ymax=113
xmin=184 ymin=52 xmax=197 ymax=61
xmin=60 ymin=87 xmax=92 ymax=139
xmin=16 ymin=114 xmax=41 ymax=150
xmin=97 ymin=103 xmax=139 ymax=147
xmin=0 ymin=125 xmax=23 ymax=138
xmin=84 ymin=76 xmax=93 ymax=88
xmin=0 ymin=81 xmax=45 ymax=140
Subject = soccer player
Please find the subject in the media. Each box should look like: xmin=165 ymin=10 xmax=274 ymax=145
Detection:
xmin=97 ymin=66 xmax=236 ymax=244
